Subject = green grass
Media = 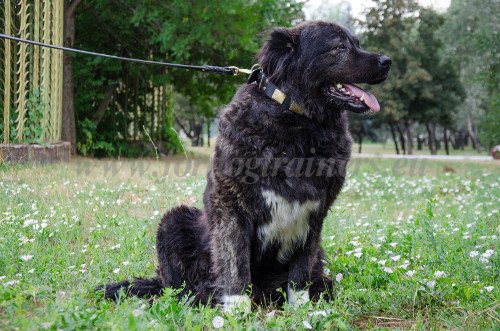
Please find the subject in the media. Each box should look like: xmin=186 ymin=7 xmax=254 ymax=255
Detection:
xmin=0 ymin=157 xmax=498 ymax=330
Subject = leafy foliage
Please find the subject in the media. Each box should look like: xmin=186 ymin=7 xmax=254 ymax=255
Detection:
xmin=357 ymin=0 xmax=465 ymax=154
xmin=72 ymin=0 xmax=303 ymax=156
xmin=0 ymin=89 xmax=49 ymax=145
xmin=441 ymin=0 xmax=499 ymax=149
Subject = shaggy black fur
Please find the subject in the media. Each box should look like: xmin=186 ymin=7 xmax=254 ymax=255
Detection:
xmin=98 ymin=21 xmax=390 ymax=308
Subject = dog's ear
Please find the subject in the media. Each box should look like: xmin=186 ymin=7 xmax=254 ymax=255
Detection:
xmin=268 ymin=27 xmax=298 ymax=53
xmin=257 ymin=27 xmax=299 ymax=85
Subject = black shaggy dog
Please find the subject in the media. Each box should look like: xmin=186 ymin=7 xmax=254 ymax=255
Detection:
xmin=99 ymin=21 xmax=391 ymax=312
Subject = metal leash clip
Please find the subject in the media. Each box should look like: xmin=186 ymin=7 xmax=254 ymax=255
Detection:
xmin=227 ymin=63 xmax=260 ymax=76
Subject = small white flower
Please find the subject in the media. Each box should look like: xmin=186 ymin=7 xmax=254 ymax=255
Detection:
xmin=153 ymin=210 xmax=160 ymax=216
xmin=427 ymin=280 xmax=436 ymax=289
xmin=28 ymin=269 xmax=34 ymax=274
xmin=20 ymin=255 xmax=33 ymax=261
xmin=266 ymin=310 xmax=276 ymax=318
xmin=434 ymin=271 xmax=445 ymax=278
xmin=335 ymin=273 xmax=343 ymax=283
xmin=309 ymin=310 xmax=328 ymax=317
xmin=41 ymin=322 xmax=51 ymax=329
xmin=303 ymin=320 xmax=313 ymax=329
xmin=354 ymin=252 xmax=363 ymax=258
xmin=23 ymin=219 xmax=37 ymax=227
xmin=406 ymin=270 xmax=415 ymax=277
xmin=482 ymin=249 xmax=494 ymax=258
xmin=4 ymin=280 xmax=19 ymax=287
xmin=212 ymin=316 xmax=224 ymax=329
xmin=484 ymin=286 xmax=494 ymax=293
xmin=113 ymin=268 xmax=120 ymax=274
xmin=122 ymin=261 xmax=130 ymax=266
xmin=391 ymin=255 xmax=401 ymax=262
xmin=469 ymin=251 xmax=479 ymax=258
xmin=389 ymin=242 xmax=397 ymax=247
xmin=383 ymin=267 xmax=394 ymax=274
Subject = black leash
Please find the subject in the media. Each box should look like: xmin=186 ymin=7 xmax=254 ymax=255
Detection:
xmin=0 ymin=33 xmax=252 ymax=76
xmin=1 ymin=33 xmax=304 ymax=115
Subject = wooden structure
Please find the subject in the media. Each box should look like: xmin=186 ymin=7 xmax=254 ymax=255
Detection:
xmin=0 ymin=1 xmax=67 ymax=163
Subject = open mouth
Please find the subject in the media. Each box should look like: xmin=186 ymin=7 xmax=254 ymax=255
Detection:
xmin=323 ymin=83 xmax=380 ymax=113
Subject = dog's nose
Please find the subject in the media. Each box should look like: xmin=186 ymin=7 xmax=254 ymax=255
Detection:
xmin=378 ymin=55 xmax=392 ymax=68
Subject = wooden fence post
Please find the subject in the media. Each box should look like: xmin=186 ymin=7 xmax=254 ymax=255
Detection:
xmin=14 ymin=0 xmax=31 ymax=143
xmin=3 ymin=1 xmax=12 ymax=144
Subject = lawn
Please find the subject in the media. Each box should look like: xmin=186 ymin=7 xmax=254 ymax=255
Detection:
xmin=0 ymin=156 xmax=498 ymax=330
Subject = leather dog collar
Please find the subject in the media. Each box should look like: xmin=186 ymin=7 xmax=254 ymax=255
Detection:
xmin=247 ymin=68 xmax=304 ymax=115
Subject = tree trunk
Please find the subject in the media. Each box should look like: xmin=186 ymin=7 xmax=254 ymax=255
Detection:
xmin=397 ymin=124 xmax=406 ymax=155
xmin=92 ymin=84 xmax=115 ymax=126
xmin=62 ymin=0 xmax=83 ymax=154
xmin=435 ymin=125 xmax=441 ymax=151
xmin=207 ymin=119 xmax=211 ymax=147
xmin=194 ymin=122 xmax=203 ymax=146
xmin=417 ymin=135 xmax=423 ymax=150
xmin=467 ymin=115 xmax=480 ymax=152
xmin=358 ymin=133 xmax=364 ymax=154
xmin=389 ymin=123 xmax=400 ymax=155
xmin=174 ymin=117 xmax=192 ymax=139
xmin=443 ymin=127 xmax=450 ymax=155
xmin=450 ymin=131 xmax=458 ymax=149
xmin=426 ymin=123 xmax=437 ymax=155
xmin=405 ymin=120 xmax=413 ymax=155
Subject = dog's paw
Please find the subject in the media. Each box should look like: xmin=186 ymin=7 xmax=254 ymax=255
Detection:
xmin=222 ymin=295 xmax=252 ymax=314
xmin=287 ymin=288 xmax=310 ymax=307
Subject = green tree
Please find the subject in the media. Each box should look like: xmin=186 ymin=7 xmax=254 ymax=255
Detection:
xmin=360 ymin=0 xmax=425 ymax=154
xmin=72 ymin=0 xmax=304 ymax=156
xmin=409 ymin=9 xmax=464 ymax=155
xmin=360 ymin=1 xmax=464 ymax=155
xmin=441 ymin=0 xmax=499 ymax=150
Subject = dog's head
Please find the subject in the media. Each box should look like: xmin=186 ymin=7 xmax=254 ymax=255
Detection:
xmin=257 ymin=21 xmax=391 ymax=118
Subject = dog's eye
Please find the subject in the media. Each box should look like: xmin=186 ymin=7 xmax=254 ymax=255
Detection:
xmin=336 ymin=44 xmax=346 ymax=50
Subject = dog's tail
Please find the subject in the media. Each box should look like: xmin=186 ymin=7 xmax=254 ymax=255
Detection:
xmin=96 ymin=276 xmax=164 ymax=300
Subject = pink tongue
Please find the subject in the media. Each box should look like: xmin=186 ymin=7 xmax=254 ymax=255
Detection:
xmin=343 ymin=83 xmax=380 ymax=112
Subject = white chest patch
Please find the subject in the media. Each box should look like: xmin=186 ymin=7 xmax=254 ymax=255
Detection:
xmin=258 ymin=190 xmax=320 ymax=262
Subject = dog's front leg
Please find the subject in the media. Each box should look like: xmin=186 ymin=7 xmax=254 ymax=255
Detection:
xmin=287 ymin=232 xmax=319 ymax=307
xmin=211 ymin=214 xmax=252 ymax=313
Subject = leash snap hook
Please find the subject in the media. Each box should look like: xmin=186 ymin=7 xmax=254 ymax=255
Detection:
xmin=227 ymin=66 xmax=253 ymax=76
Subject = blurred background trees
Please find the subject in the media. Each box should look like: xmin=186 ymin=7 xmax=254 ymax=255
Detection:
xmin=3 ymin=0 xmax=494 ymax=157
xmin=68 ymin=0 xmax=303 ymax=156
xmin=441 ymin=0 xmax=499 ymax=152
xmin=310 ymin=0 xmax=497 ymax=155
